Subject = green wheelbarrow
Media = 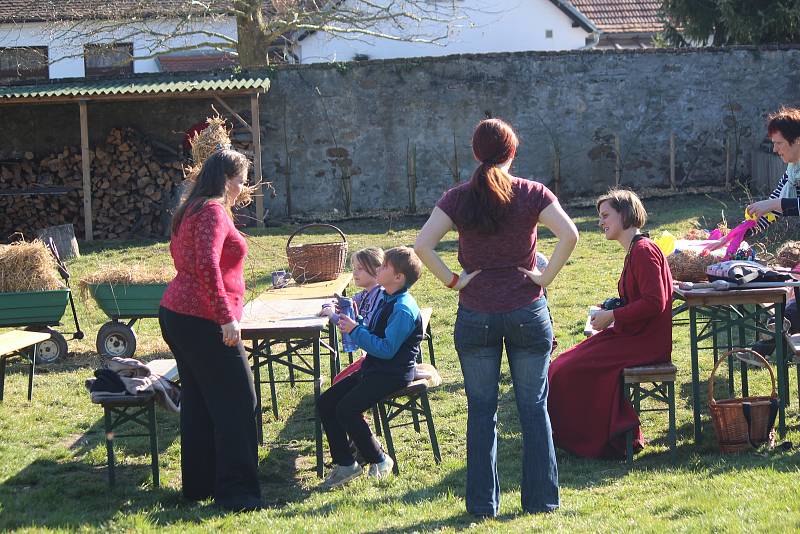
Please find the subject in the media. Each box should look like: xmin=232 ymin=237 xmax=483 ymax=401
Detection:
xmin=86 ymin=283 xmax=167 ymax=358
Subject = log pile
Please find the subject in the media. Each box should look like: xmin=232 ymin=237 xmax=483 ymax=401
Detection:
xmin=0 ymin=127 xmax=184 ymax=241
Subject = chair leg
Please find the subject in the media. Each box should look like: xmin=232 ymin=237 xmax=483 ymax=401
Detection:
xmin=411 ymin=397 xmax=421 ymax=433
xmin=372 ymin=405 xmax=382 ymax=437
xmin=796 ymin=362 xmax=800 ymax=410
xmin=625 ymin=429 xmax=634 ymax=466
xmin=420 ymin=391 xmax=441 ymax=464
xmin=667 ymin=381 xmax=677 ymax=459
xmin=378 ymin=402 xmax=399 ymax=475
xmin=147 ymin=401 xmax=160 ymax=488
xmin=104 ymin=407 xmax=116 ymax=488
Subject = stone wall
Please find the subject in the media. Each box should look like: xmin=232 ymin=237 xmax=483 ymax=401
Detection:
xmin=3 ymin=46 xmax=800 ymax=222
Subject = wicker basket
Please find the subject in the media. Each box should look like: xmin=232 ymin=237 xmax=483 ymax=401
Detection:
xmin=286 ymin=224 xmax=348 ymax=284
xmin=667 ymin=251 xmax=716 ymax=282
xmin=708 ymin=348 xmax=778 ymax=453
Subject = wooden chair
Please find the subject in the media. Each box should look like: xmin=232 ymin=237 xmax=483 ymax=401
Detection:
xmin=92 ymin=358 xmax=178 ymax=488
xmin=0 ymin=329 xmax=51 ymax=402
xmin=376 ymin=363 xmax=442 ymax=474
xmin=622 ymin=362 xmax=678 ymax=465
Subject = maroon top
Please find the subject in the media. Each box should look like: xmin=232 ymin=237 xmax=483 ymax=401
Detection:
xmin=436 ymin=177 xmax=556 ymax=313
xmin=161 ymin=201 xmax=248 ymax=325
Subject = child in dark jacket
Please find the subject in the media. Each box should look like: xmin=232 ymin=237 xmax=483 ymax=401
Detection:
xmin=317 ymin=246 xmax=424 ymax=489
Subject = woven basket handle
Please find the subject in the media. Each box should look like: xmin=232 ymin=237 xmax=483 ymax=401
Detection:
xmin=708 ymin=347 xmax=777 ymax=406
xmin=286 ymin=223 xmax=348 ymax=250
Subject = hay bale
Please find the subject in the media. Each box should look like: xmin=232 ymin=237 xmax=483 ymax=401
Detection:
xmin=0 ymin=240 xmax=63 ymax=292
xmin=183 ymin=114 xmax=255 ymax=209
xmin=78 ymin=264 xmax=175 ymax=301
xmin=684 ymin=229 xmax=710 ymax=240
xmin=777 ymin=241 xmax=800 ymax=268
xmin=668 ymin=250 xmax=717 ymax=282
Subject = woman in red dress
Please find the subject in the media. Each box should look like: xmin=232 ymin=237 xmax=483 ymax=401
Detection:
xmin=548 ymin=189 xmax=673 ymax=459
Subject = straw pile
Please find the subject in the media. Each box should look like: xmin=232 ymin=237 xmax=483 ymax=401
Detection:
xmin=684 ymin=229 xmax=709 ymax=240
xmin=776 ymin=241 xmax=800 ymax=268
xmin=184 ymin=115 xmax=257 ymax=209
xmin=78 ymin=264 xmax=175 ymax=301
xmin=667 ymin=250 xmax=717 ymax=282
xmin=0 ymin=240 xmax=63 ymax=292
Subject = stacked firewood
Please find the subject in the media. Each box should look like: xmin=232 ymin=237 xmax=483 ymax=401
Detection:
xmin=0 ymin=127 xmax=184 ymax=240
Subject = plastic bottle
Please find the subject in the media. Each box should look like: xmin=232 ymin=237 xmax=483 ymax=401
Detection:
xmin=332 ymin=296 xmax=359 ymax=352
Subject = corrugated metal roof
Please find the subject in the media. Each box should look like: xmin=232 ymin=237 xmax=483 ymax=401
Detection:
xmin=0 ymin=72 xmax=270 ymax=102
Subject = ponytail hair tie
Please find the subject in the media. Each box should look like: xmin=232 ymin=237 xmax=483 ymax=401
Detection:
xmin=214 ymin=142 xmax=232 ymax=152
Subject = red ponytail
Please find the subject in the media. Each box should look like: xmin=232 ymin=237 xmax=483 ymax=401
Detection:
xmin=458 ymin=119 xmax=518 ymax=233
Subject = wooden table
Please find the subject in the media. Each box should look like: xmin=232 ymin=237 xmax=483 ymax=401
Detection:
xmin=673 ymin=286 xmax=789 ymax=443
xmin=240 ymin=298 xmax=340 ymax=477
xmin=256 ymin=272 xmax=353 ymax=302
xmin=0 ymin=329 xmax=51 ymax=401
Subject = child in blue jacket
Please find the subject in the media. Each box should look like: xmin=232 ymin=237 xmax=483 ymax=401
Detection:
xmin=317 ymin=246 xmax=424 ymax=489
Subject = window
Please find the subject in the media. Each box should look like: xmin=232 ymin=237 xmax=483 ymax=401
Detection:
xmin=0 ymin=47 xmax=48 ymax=82
xmin=84 ymin=43 xmax=133 ymax=77
xmin=545 ymin=29 xmax=553 ymax=39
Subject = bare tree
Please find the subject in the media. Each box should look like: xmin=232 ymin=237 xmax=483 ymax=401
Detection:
xmin=8 ymin=0 xmax=468 ymax=68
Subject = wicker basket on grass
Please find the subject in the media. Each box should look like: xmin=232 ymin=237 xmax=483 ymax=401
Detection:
xmin=667 ymin=250 xmax=716 ymax=282
xmin=286 ymin=224 xmax=348 ymax=284
xmin=708 ymin=348 xmax=777 ymax=453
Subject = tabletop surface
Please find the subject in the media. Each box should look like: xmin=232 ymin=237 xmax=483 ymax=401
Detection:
xmin=0 ymin=330 xmax=51 ymax=356
xmin=256 ymin=273 xmax=353 ymax=302
xmin=240 ymin=298 xmax=331 ymax=336
xmin=673 ymin=286 xmax=789 ymax=306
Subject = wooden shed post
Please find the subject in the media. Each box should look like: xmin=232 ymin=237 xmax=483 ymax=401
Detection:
xmin=251 ymin=92 xmax=264 ymax=228
xmin=79 ymin=100 xmax=93 ymax=241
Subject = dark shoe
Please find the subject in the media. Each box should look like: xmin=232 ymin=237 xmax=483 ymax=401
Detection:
xmin=215 ymin=496 xmax=264 ymax=513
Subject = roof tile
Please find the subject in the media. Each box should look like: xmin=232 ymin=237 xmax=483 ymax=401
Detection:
xmin=569 ymin=0 xmax=664 ymax=34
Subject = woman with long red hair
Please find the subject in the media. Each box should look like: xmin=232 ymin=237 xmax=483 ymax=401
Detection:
xmin=415 ymin=118 xmax=578 ymax=518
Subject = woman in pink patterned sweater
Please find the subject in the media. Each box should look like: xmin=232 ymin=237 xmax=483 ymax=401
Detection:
xmin=159 ymin=149 xmax=262 ymax=512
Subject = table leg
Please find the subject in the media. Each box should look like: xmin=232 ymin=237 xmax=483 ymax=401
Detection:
xmin=737 ymin=305 xmax=749 ymax=398
xmin=267 ymin=359 xmax=279 ymax=420
xmin=0 ymin=356 xmax=6 ymax=402
xmin=313 ymin=337 xmax=324 ymax=478
xmin=27 ymin=345 xmax=36 ymax=402
xmin=775 ymin=303 xmax=787 ymax=437
xmin=287 ymin=342 xmax=295 ymax=388
xmin=690 ymin=307 xmax=702 ymax=444
xmin=252 ymin=340 xmax=264 ymax=446
xmin=328 ymin=324 xmax=340 ymax=378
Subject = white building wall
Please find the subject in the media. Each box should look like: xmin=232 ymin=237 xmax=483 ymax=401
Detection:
xmin=298 ymin=0 xmax=590 ymax=63
xmin=0 ymin=18 xmax=238 ymax=79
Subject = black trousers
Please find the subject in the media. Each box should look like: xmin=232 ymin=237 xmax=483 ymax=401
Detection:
xmin=317 ymin=370 xmax=407 ymax=466
xmin=159 ymin=307 xmax=261 ymax=510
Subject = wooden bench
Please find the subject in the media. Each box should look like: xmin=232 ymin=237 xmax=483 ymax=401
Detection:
xmin=622 ymin=363 xmax=677 ymax=464
xmin=0 ymin=329 xmax=51 ymax=402
xmin=92 ymin=358 xmax=178 ymax=488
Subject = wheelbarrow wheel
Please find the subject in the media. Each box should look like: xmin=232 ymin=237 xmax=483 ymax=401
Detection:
xmin=97 ymin=322 xmax=137 ymax=358
xmin=24 ymin=327 xmax=68 ymax=364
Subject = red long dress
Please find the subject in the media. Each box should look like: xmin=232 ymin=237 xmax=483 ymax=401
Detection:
xmin=548 ymin=237 xmax=673 ymax=459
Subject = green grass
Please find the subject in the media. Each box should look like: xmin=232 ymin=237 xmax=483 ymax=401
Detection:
xmin=2 ymin=194 xmax=800 ymax=532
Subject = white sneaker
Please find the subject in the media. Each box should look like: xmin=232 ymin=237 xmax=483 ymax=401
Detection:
xmin=368 ymin=456 xmax=394 ymax=479
xmin=321 ymin=462 xmax=363 ymax=488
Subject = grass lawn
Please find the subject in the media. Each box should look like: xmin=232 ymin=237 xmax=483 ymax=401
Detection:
xmin=2 ymin=193 xmax=800 ymax=532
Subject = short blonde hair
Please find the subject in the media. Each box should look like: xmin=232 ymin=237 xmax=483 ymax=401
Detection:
xmin=351 ymin=247 xmax=384 ymax=278
xmin=596 ymin=189 xmax=647 ymax=230
xmin=384 ymin=246 xmax=423 ymax=287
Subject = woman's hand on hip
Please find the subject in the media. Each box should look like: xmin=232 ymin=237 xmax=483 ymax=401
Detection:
xmin=517 ymin=266 xmax=551 ymax=287
xmin=454 ymin=269 xmax=482 ymax=290
xmin=221 ymin=320 xmax=241 ymax=347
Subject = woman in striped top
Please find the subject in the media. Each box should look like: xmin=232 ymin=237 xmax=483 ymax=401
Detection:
xmin=744 ymin=107 xmax=800 ymax=231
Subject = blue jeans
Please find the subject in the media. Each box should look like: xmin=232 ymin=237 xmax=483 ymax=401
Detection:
xmin=454 ymin=298 xmax=559 ymax=516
